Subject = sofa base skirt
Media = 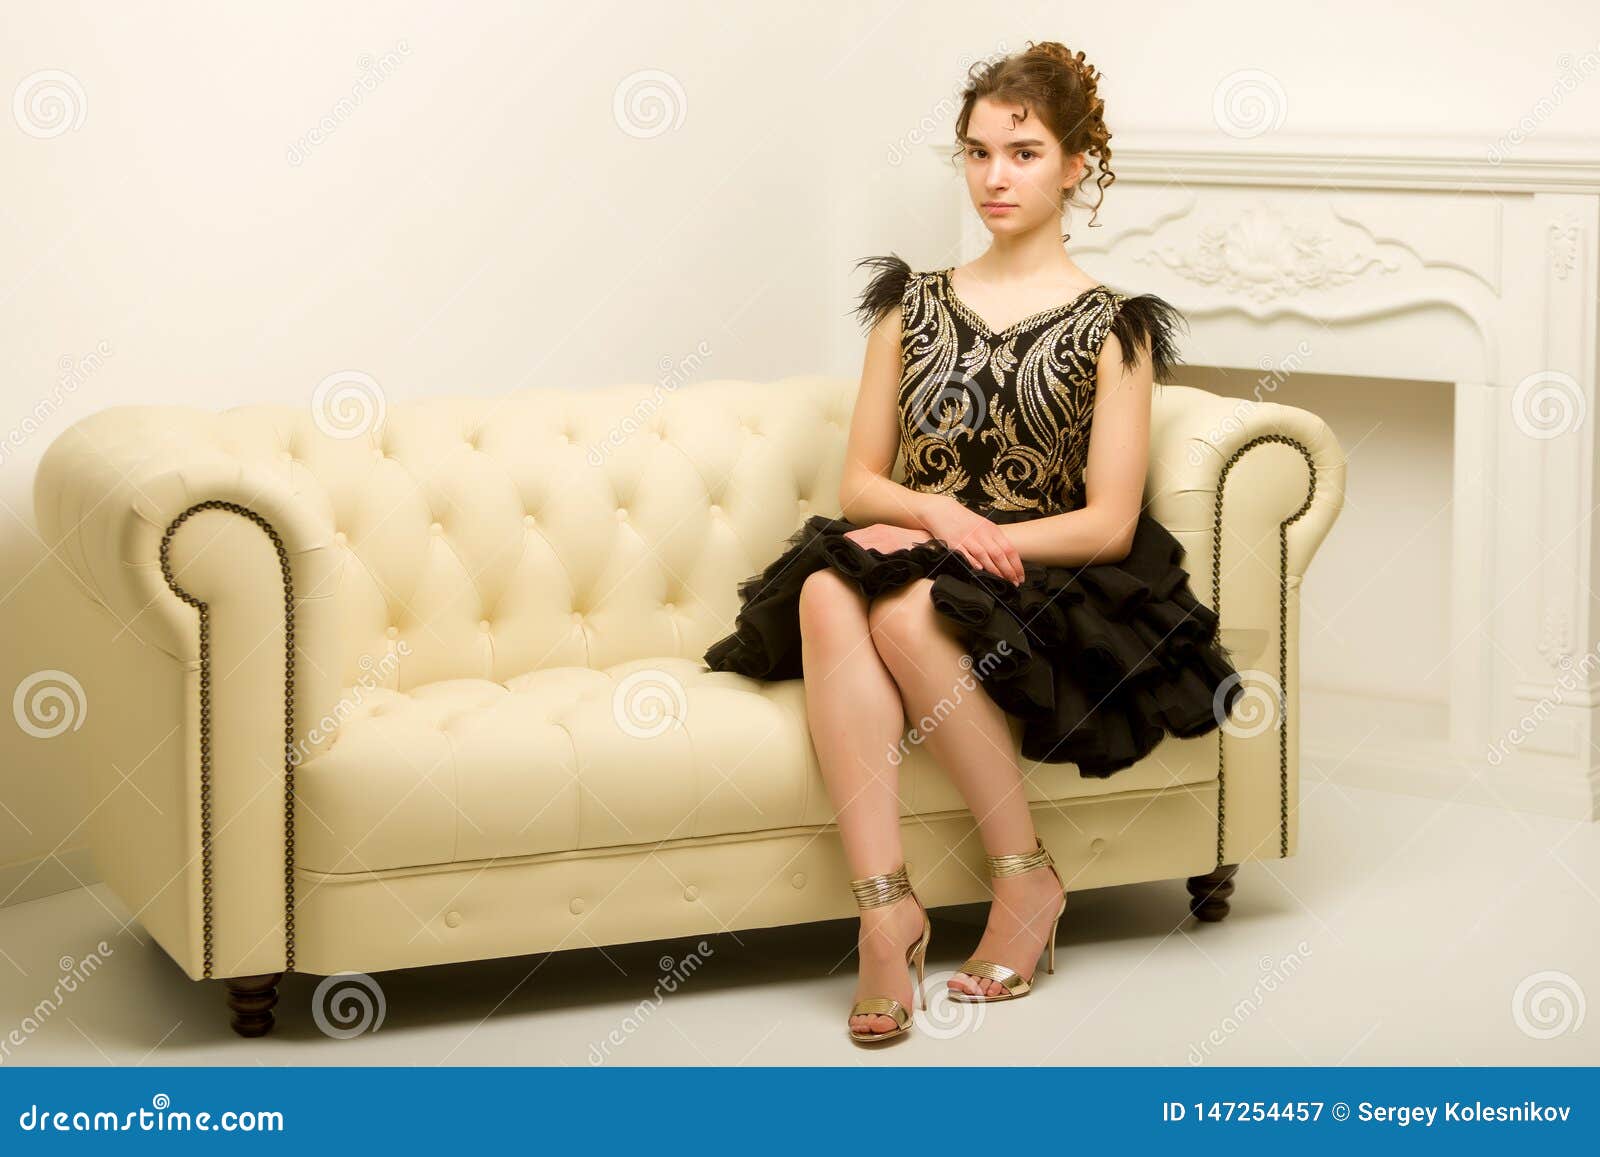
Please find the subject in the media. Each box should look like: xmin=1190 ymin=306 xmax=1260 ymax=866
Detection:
xmin=290 ymin=782 xmax=1223 ymax=977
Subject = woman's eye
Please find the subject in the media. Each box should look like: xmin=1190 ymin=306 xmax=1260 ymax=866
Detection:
xmin=1018 ymin=150 xmax=1036 ymax=160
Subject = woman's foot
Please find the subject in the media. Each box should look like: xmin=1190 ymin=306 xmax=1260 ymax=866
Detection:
xmin=849 ymin=891 xmax=928 ymax=1037
xmin=948 ymin=862 xmax=1064 ymax=998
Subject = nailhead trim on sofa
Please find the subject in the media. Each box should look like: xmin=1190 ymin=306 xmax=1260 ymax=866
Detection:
xmin=1210 ymin=434 xmax=1317 ymax=868
xmin=158 ymin=501 xmax=297 ymax=980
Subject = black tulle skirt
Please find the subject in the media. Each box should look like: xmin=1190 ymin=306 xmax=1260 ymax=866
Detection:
xmin=701 ymin=508 xmax=1243 ymax=778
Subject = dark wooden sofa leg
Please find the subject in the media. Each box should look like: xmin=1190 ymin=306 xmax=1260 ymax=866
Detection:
xmin=225 ymin=972 xmax=284 ymax=1038
xmin=1186 ymin=863 xmax=1238 ymax=922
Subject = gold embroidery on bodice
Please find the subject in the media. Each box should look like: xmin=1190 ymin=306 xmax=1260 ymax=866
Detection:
xmin=897 ymin=268 xmax=1123 ymax=517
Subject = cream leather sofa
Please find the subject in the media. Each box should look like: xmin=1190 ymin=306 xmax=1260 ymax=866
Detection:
xmin=32 ymin=376 xmax=1344 ymax=1037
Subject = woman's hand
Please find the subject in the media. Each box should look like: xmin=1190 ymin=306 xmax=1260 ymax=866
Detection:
xmin=843 ymin=523 xmax=933 ymax=554
xmin=922 ymin=499 xmax=1025 ymax=585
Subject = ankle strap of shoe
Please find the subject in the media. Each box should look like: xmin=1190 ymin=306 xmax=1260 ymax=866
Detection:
xmin=849 ymin=862 xmax=913 ymax=910
xmin=984 ymin=837 xmax=1053 ymax=878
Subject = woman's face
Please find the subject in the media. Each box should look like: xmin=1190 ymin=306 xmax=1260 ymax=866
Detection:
xmin=961 ymin=96 xmax=1084 ymax=235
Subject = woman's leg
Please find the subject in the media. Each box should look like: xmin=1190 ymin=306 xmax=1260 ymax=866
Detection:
xmin=866 ymin=578 xmax=1065 ymax=998
xmin=799 ymin=569 xmax=928 ymax=1036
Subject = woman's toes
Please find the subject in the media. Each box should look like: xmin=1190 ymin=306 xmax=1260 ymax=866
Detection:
xmin=948 ymin=972 xmax=979 ymax=995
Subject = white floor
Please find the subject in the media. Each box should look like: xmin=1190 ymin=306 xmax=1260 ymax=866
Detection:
xmin=2 ymin=778 xmax=1597 ymax=1066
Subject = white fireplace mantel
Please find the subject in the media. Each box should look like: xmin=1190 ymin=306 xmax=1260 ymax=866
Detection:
xmin=947 ymin=131 xmax=1600 ymax=820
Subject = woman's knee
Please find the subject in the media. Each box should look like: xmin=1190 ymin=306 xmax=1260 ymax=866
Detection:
xmin=866 ymin=578 xmax=938 ymax=659
xmin=798 ymin=568 xmax=865 ymax=632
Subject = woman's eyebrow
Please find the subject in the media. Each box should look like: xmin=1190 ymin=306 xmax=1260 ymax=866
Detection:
xmin=962 ymin=136 xmax=1048 ymax=148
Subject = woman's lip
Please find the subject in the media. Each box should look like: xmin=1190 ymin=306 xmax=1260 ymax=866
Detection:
xmin=983 ymin=203 xmax=1017 ymax=211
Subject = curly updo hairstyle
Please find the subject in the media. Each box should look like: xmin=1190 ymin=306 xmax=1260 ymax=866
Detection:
xmin=951 ymin=40 xmax=1114 ymax=242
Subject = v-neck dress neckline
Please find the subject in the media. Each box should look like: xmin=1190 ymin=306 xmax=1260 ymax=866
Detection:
xmin=939 ymin=267 xmax=1108 ymax=341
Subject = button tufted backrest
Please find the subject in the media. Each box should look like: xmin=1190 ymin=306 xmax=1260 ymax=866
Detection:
xmin=218 ymin=376 xmax=866 ymax=690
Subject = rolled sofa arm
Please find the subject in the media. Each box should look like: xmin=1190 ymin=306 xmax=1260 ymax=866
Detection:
xmin=33 ymin=406 xmax=343 ymax=981
xmin=1143 ymin=385 xmax=1347 ymax=868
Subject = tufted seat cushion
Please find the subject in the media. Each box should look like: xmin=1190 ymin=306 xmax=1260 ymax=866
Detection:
xmin=295 ymin=657 xmax=1218 ymax=875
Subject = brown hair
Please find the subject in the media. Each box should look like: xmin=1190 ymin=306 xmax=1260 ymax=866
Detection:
xmin=951 ymin=40 xmax=1113 ymax=240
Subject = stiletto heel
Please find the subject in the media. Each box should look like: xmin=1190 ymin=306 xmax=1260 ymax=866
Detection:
xmin=846 ymin=860 xmax=932 ymax=1043
xmin=950 ymin=835 xmax=1067 ymax=1003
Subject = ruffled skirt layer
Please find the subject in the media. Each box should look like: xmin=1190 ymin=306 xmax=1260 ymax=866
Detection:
xmin=702 ymin=510 xmax=1243 ymax=778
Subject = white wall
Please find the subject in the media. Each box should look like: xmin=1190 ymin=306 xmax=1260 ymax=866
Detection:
xmin=3 ymin=1 xmax=1598 ymax=902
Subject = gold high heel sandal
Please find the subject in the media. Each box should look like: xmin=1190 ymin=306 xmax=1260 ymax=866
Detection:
xmin=949 ymin=835 xmax=1067 ymax=1003
xmin=846 ymin=861 xmax=932 ymax=1043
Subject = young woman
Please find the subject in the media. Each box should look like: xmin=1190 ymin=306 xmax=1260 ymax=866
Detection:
xmin=703 ymin=40 xmax=1242 ymax=1044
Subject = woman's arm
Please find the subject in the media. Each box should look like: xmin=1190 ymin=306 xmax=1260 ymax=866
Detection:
xmin=999 ymin=326 xmax=1150 ymax=567
xmin=836 ymin=306 xmax=953 ymax=530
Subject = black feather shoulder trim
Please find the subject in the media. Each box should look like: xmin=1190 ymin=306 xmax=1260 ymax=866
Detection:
xmin=852 ymin=253 xmax=913 ymax=333
xmin=1109 ymin=293 xmax=1188 ymax=384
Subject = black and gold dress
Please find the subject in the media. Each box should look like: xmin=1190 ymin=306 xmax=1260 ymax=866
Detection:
xmin=702 ymin=255 xmax=1242 ymax=778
